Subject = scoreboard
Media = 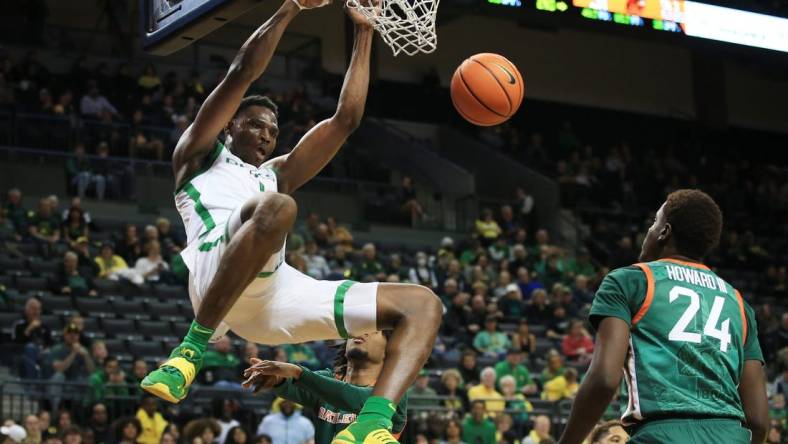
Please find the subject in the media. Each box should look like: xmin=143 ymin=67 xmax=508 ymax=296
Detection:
xmin=487 ymin=0 xmax=788 ymax=53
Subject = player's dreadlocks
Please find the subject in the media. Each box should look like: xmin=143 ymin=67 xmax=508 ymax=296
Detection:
xmin=663 ymin=189 xmax=723 ymax=260
xmin=332 ymin=331 xmax=393 ymax=380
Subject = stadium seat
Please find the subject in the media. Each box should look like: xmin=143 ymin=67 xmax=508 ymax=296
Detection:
xmin=139 ymin=320 xmax=175 ymax=340
xmin=0 ymin=274 xmax=12 ymax=288
xmin=40 ymin=314 xmax=62 ymax=330
xmin=103 ymin=338 xmax=129 ymax=359
xmin=94 ymin=279 xmax=122 ymax=294
xmin=15 ymin=276 xmax=49 ymax=293
xmin=39 ymin=294 xmax=76 ymax=315
xmin=29 ymin=260 xmax=60 ymax=275
xmin=0 ymin=313 xmax=19 ymax=335
xmin=0 ymin=256 xmax=27 ymax=272
xmin=110 ymin=299 xmax=146 ymax=317
xmin=101 ymin=318 xmax=140 ymax=339
xmin=128 ymin=341 xmax=165 ymax=361
xmin=154 ymin=284 xmax=186 ymax=300
xmin=173 ymin=321 xmax=191 ymax=337
xmin=147 ymin=300 xmax=182 ymax=319
xmin=529 ymin=399 xmax=556 ymax=417
xmin=535 ymin=338 xmax=555 ymax=356
xmin=75 ymin=297 xmax=114 ymax=317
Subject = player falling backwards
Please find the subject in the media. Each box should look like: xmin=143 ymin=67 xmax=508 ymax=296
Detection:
xmin=139 ymin=1 xmax=442 ymax=443
xmin=559 ymin=190 xmax=769 ymax=444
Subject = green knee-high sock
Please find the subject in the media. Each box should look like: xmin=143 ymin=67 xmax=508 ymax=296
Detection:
xmin=355 ymin=396 xmax=396 ymax=429
xmin=182 ymin=320 xmax=214 ymax=353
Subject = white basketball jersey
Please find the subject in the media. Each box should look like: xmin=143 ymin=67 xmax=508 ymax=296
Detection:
xmin=175 ymin=142 xmax=284 ymax=275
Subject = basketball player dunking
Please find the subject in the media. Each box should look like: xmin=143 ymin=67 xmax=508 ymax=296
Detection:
xmin=140 ymin=2 xmax=442 ymax=443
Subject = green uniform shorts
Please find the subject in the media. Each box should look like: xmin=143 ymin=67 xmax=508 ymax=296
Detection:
xmin=629 ymin=418 xmax=752 ymax=444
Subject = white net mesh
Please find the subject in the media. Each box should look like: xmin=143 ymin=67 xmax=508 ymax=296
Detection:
xmin=345 ymin=0 xmax=440 ymax=56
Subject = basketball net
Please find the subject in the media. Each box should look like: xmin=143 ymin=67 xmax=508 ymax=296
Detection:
xmin=345 ymin=0 xmax=440 ymax=56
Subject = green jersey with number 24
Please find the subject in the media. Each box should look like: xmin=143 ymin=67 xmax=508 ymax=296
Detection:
xmin=589 ymin=259 xmax=763 ymax=425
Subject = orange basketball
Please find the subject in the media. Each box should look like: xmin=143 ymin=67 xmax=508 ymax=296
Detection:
xmin=450 ymin=53 xmax=524 ymax=126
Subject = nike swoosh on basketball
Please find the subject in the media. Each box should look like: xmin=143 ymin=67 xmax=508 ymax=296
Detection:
xmin=494 ymin=63 xmax=516 ymax=85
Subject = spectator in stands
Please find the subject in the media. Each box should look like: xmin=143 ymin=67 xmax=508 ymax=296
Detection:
xmin=22 ymin=414 xmax=41 ymax=444
xmin=135 ymin=395 xmax=167 ymax=444
xmin=210 ymin=398 xmax=241 ymax=444
xmin=302 ymin=240 xmax=330 ymax=279
xmin=13 ymin=297 xmax=53 ymax=379
xmin=438 ymin=369 xmax=468 ymax=413
xmin=255 ymin=399 xmax=314 ymax=444
xmin=202 ymin=336 xmax=242 ymax=388
xmin=498 ymin=283 xmax=525 ymax=322
xmin=473 ymin=316 xmax=510 ymax=359
xmin=0 ymin=207 xmax=20 ymax=244
xmin=47 ymin=322 xmax=95 ymax=409
xmin=80 ymin=81 xmax=119 ymax=120
xmin=468 ymin=367 xmax=505 ymax=415
xmin=462 ymin=400 xmax=496 ymax=444
xmin=495 ymin=349 xmax=537 ymax=395
xmin=280 ymin=343 xmax=319 ymax=370
xmin=87 ymin=357 xmax=125 ymax=405
xmin=566 ymin=247 xmax=595 ymax=278
xmin=71 ymin=237 xmax=99 ymax=278
xmin=155 ymin=217 xmax=181 ymax=250
xmin=499 ymin=375 xmax=530 ymax=436
xmin=443 ymin=292 xmax=472 ymax=341
xmin=351 ymin=243 xmax=384 ymax=282
xmin=512 ymin=320 xmax=536 ymax=356
xmin=541 ymin=351 xmax=565 ymax=385
xmin=546 ymin=305 xmax=570 ymax=340
xmin=587 ymin=420 xmax=628 ymax=444
xmin=116 ymin=225 xmax=142 ymax=264
xmin=439 ymin=419 xmax=464 ymax=444
xmin=224 ymin=427 xmax=248 ymax=444
xmin=133 ymin=240 xmax=169 ymax=283
xmin=62 ymin=207 xmax=89 ymax=248
xmin=458 ymin=350 xmax=480 ymax=388
xmin=65 ymin=143 xmax=105 ymax=200
xmin=28 ymin=197 xmax=60 ymax=257
xmin=767 ymin=421 xmax=782 ymax=444
xmin=475 ymin=208 xmax=501 ymax=248
xmin=409 ymin=370 xmax=438 ymax=408
xmin=541 ymin=367 xmax=578 ymax=402
xmin=4 ymin=188 xmax=27 ymax=234
xmin=55 ymin=251 xmax=97 ymax=297
xmin=522 ymin=415 xmax=553 ymax=444
xmin=525 ymin=289 xmax=551 ymax=326
xmin=137 ymin=64 xmax=161 ymax=93
xmin=95 ymin=243 xmax=142 ymax=285
xmin=129 ymin=359 xmax=149 ymax=389
xmin=89 ymin=340 xmax=107 ymax=368
xmin=561 ymin=320 xmax=594 ymax=363
xmin=86 ymin=403 xmax=110 ymax=444
xmin=128 ymin=110 xmax=165 ymax=160
xmin=111 ymin=417 xmax=141 ymax=444
xmin=408 ymin=251 xmax=438 ymax=288
xmin=399 ymin=176 xmax=425 ymax=225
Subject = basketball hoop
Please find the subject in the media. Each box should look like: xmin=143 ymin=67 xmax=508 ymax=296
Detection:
xmin=345 ymin=0 xmax=440 ymax=56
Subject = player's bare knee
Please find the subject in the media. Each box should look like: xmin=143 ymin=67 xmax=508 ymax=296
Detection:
xmin=249 ymin=193 xmax=297 ymax=238
xmin=402 ymin=285 xmax=442 ymax=321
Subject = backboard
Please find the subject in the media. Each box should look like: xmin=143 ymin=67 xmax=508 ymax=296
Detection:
xmin=140 ymin=0 xmax=265 ymax=55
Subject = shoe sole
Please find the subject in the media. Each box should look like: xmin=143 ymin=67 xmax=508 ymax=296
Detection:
xmin=141 ymin=382 xmax=184 ymax=404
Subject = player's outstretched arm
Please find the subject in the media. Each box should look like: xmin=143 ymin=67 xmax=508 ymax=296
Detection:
xmin=269 ymin=5 xmax=375 ymax=195
xmin=739 ymin=360 xmax=769 ymax=444
xmin=558 ymin=317 xmax=630 ymax=444
xmin=173 ymin=0 xmax=328 ymax=190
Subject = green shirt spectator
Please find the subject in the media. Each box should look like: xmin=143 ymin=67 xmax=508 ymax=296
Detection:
xmin=462 ymin=401 xmax=496 ymax=444
xmin=408 ymin=371 xmax=438 ymax=408
xmin=4 ymin=188 xmax=27 ymax=232
xmin=473 ymin=317 xmax=511 ymax=357
xmin=203 ymin=337 xmax=241 ymax=384
xmin=351 ymin=243 xmax=384 ymax=281
xmin=494 ymin=350 xmax=535 ymax=394
xmin=283 ymin=344 xmax=320 ymax=369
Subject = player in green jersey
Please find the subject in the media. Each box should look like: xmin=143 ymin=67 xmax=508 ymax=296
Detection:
xmin=559 ymin=190 xmax=769 ymax=444
xmin=243 ymin=331 xmax=407 ymax=444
